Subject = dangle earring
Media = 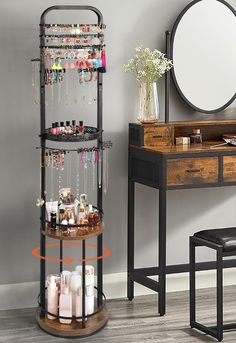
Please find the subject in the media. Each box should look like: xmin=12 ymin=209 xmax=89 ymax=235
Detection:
xmin=76 ymin=152 xmax=80 ymax=200
xmin=98 ymin=150 xmax=102 ymax=189
xmin=103 ymin=149 xmax=109 ymax=195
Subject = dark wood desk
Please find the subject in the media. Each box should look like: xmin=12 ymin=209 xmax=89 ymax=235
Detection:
xmin=127 ymin=120 xmax=236 ymax=316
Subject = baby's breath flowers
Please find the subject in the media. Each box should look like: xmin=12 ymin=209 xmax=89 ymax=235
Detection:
xmin=124 ymin=46 xmax=173 ymax=83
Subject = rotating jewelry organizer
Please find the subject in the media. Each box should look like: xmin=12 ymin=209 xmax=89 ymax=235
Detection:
xmin=32 ymin=5 xmax=110 ymax=338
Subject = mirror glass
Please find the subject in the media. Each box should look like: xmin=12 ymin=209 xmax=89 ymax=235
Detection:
xmin=171 ymin=0 xmax=236 ymax=113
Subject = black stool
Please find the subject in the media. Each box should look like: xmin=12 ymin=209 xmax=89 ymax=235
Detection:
xmin=190 ymin=228 xmax=236 ymax=342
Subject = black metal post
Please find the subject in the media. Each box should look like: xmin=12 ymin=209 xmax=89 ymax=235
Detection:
xmin=97 ymin=68 xmax=103 ymax=307
xmin=39 ymin=16 xmax=46 ymax=319
xmin=217 ymin=247 xmax=223 ymax=342
xmin=190 ymin=237 xmax=196 ymax=326
xmin=60 ymin=240 xmax=63 ymax=273
xmin=165 ymin=31 xmax=171 ymax=123
xmin=127 ymin=150 xmax=135 ymax=300
xmin=158 ymin=187 xmax=167 ymax=316
xmin=82 ymin=240 xmax=86 ymax=328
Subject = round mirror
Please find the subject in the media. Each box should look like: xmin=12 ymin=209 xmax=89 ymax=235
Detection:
xmin=171 ymin=0 xmax=236 ymax=113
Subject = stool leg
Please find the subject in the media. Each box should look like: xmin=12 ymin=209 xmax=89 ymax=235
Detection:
xmin=217 ymin=247 xmax=223 ymax=342
xmin=190 ymin=237 xmax=196 ymax=327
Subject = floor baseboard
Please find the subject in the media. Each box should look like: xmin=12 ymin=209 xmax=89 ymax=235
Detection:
xmin=0 ymin=268 xmax=235 ymax=310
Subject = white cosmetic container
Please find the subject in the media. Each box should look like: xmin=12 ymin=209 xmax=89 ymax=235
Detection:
xmin=59 ymin=271 xmax=72 ymax=324
xmin=47 ymin=275 xmax=59 ymax=320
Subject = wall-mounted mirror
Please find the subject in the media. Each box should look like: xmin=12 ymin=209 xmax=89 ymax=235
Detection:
xmin=171 ymin=0 xmax=236 ymax=114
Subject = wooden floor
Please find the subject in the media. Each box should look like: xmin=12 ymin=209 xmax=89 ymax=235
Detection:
xmin=0 ymin=286 xmax=236 ymax=342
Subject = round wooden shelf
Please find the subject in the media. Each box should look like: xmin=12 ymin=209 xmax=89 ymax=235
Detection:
xmin=36 ymin=307 xmax=108 ymax=338
xmin=42 ymin=226 xmax=103 ymax=241
xmin=42 ymin=126 xmax=102 ymax=142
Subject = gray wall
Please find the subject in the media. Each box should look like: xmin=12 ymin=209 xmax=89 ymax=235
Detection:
xmin=0 ymin=0 xmax=235 ymax=285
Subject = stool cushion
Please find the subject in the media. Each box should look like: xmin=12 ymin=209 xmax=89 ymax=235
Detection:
xmin=194 ymin=227 xmax=236 ymax=252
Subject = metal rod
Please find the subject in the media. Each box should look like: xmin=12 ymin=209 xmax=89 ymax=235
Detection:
xmin=39 ymin=16 xmax=46 ymax=319
xmin=60 ymin=240 xmax=63 ymax=273
xmin=217 ymin=248 xmax=223 ymax=341
xmin=190 ymin=237 xmax=196 ymax=326
xmin=165 ymin=31 xmax=171 ymax=123
xmin=82 ymin=240 xmax=86 ymax=328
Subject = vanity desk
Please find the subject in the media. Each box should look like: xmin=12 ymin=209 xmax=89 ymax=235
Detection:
xmin=127 ymin=119 xmax=236 ymax=316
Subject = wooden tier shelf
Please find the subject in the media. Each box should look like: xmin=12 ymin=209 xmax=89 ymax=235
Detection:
xmin=42 ymin=226 xmax=103 ymax=240
xmin=36 ymin=307 xmax=108 ymax=338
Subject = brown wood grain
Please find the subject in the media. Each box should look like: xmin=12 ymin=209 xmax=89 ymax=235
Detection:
xmin=167 ymin=157 xmax=219 ymax=186
xmin=223 ymin=156 xmax=236 ymax=182
xmin=36 ymin=307 xmax=108 ymax=338
xmin=144 ymin=126 xmax=173 ymax=147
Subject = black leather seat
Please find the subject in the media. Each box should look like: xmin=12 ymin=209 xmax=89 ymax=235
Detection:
xmin=194 ymin=227 xmax=236 ymax=252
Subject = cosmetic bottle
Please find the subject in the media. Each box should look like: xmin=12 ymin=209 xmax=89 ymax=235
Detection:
xmin=80 ymin=194 xmax=87 ymax=207
xmin=93 ymin=209 xmax=100 ymax=229
xmin=86 ymin=266 xmax=95 ymax=315
xmin=71 ymin=120 xmax=76 ymax=134
xmin=60 ymin=121 xmax=65 ymax=134
xmin=75 ymin=265 xmax=95 ymax=316
xmin=88 ymin=204 xmax=94 ymax=230
xmin=55 ymin=122 xmax=60 ymax=135
xmin=61 ymin=219 xmax=68 ymax=235
xmin=70 ymin=272 xmax=82 ymax=318
xmin=190 ymin=129 xmax=203 ymax=144
xmin=79 ymin=120 xmax=85 ymax=134
xmin=47 ymin=275 xmax=59 ymax=320
xmin=51 ymin=123 xmax=57 ymax=135
xmin=78 ymin=203 xmax=86 ymax=223
xmin=65 ymin=121 xmax=71 ymax=135
xmin=50 ymin=211 xmax=57 ymax=231
xmin=59 ymin=271 xmax=72 ymax=324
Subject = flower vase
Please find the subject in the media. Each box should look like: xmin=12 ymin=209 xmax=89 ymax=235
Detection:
xmin=138 ymin=82 xmax=159 ymax=124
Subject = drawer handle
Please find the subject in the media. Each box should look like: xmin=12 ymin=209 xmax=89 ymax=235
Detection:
xmin=152 ymin=135 xmax=162 ymax=139
xmin=186 ymin=169 xmax=201 ymax=173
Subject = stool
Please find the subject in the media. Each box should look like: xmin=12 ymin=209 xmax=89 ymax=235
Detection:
xmin=190 ymin=228 xmax=236 ymax=342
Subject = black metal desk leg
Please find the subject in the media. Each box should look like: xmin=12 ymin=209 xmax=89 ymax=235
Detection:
xmin=127 ymin=179 xmax=135 ymax=300
xmin=158 ymin=187 xmax=167 ymax=316
xmin=190 ymin=237 xmax=196 ymax=326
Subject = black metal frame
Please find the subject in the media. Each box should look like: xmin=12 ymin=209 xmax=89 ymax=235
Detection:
xmin=38 ymin=5 xmax=105 ymax=332
xmin=127 ymin=145 xmax=236 ymax=316
xmin=190 ymin=235 xmax=236 ymax=342
xmin=164 ymin=0 xmax=236 ymax=120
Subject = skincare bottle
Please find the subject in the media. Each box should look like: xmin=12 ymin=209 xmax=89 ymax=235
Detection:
xmin=47 ymin=275 xmax=59 ymax=320
xmin=71 ymin=120 xmax=76 ymax=134
xmin=70 ymin=272 xmax=82 ymax=317
xmin=50 ymin=211 xmax=57 ymax=231
xmin=75 ymin=265 xmax=95 ymax=316
xmin=60 ymin=121 xmax=65 ymax=134
xmin=79 ymin=120 xmax=85 ymax=134
xmin=93 ymin=209 xmax=100 ymax=229
xmin=51 ymin=123 xmax=56 ymax=135
xmin=88 ymin=204 xmax=94 ymax=229
xmin=59 ymin=271 xmax=72 ymax=324
xmin=61 ymin=219 xmax=68 ymax=235
xmin=80 ymin=194 xmax=87 ymax=207
xmin=55 ymin=122 xmax=60 ymax=135
xmin=65 ymin=121 xmax=71 ymax=135
xmin=85 ymin=266 xmax=95 ymax=315
xmin=78 ymin=203 xmax=86 ymax=223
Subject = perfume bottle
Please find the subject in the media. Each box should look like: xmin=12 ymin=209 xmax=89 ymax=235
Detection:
xmin=59 ymin=271 xmax=72 ymax=324
xmin=78 ymin=203 xmax=86 ymax=224
xmin=93 ymin=209 xmax=100 ymax=228
xmin=190 ymin=129 xmax=203 ymax=144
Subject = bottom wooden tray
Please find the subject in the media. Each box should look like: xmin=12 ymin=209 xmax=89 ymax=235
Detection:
xmin=36 ymin=307 xmax=108 ymax=338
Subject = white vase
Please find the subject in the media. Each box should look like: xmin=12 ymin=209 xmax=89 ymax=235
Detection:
xmin=138 ymin=82 xmax=159 ymax=124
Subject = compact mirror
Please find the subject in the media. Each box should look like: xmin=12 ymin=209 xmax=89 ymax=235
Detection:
xmin=171 ymin=0 xmax=236 ymax=113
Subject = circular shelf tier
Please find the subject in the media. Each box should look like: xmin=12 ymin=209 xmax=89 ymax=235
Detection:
xmin=42 ymin=225 xmax=103 ymax=240
xmin=42 ymin=126 xmax=102 ymax=142
xmin=36 ymin=307 xmax=108 ymax=338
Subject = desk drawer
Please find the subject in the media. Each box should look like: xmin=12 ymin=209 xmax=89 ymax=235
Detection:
xmin=223 ymin=156 xmax=236 ymax=182
xmin=167 ymin=157 xmax=218 ymax=186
